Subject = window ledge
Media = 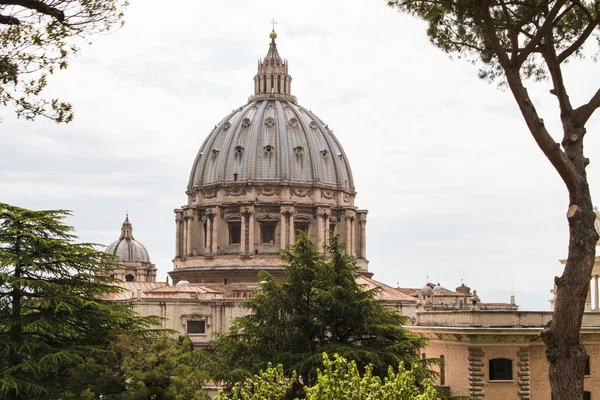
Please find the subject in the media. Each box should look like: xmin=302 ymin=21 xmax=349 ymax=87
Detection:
xmin=489 ymin=380 xmax=514 ymax=383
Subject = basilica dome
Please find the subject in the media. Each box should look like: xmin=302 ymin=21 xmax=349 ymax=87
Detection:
xmin=106 ymin=216 xmax=150 ymax=263
xmin=187 ymin=39 xmax=354 ymax=191
xmin=171 ymin=30 xmax=369 ymax=286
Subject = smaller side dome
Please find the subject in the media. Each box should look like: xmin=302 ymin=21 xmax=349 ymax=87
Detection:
xmin=105 ymin=215 xmax=150 ymax=263
xmin=432 ymin=284 xmax=445 ymax=294
xmin=176 ymin=279 xmax=190 ymax=288
xmin=421 ymin=284 xmax=433 ymax=295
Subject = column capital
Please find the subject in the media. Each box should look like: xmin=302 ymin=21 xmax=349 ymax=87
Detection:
xmin=240 ymin=206 xmax=255 ymax=215
xmin=344 ymin=209 xmax=356 ymax=218
xmin=317 ymin=207 xmax=330 ymax=218
xmin=281 ymin=206 xmax=295 ymax=215
xmin=184 ymin=209 xmax=195 ymax=218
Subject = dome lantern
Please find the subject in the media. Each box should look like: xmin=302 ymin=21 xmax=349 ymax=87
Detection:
xmin=249 ymin=28 xmax=295 ymax=103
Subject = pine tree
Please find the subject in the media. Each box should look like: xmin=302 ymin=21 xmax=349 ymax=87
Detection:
xmin=208 ymin=233 xmax=426 ymax=392
xmin=0 ymin=203 xmax=160 ymax=399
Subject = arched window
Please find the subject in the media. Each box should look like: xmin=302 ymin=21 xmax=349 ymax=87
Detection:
xmin=489 ymin=358 xmax=513 ymax=381
xmin=125 ymin=274 xmax=134 ymax=282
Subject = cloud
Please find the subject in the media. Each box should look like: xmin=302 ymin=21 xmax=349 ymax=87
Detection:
xmin=1 ymin=0 xmax=599 ymax=311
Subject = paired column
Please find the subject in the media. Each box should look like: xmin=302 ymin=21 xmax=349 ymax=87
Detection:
xmin=205 ymin=211 xmax=213 ymax=254
xmin=288 ymin=209 xmax=295 ymax=247
xmin=248 ymin=207 xmax=255 ymax=254
xmin=344 ymin=210 xmax=355 ymax=256
xmin=185 ymin=209 xmax=194 ymax=256
xmin=357 ymin=211 xmax=368 ymax=259
xmin=175 ymin=211 xmax=183 ymax=257
xmin=240 ymin=209 xmax=247 ymax=255
xmin=280 ymin=208 xmax=287 ymax=250
xmin=212 ymin=207 xmax=219 ymax=255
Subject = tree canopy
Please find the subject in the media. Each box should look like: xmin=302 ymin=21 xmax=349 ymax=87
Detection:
xmin=63 ymin=335 xmax=208 ymax=400
xmin=206 ymin=233 xmax=427 ymax=395
xmin=0 ymin=0 xmax=127 ymax=122
xmin=216 ymin=353 xmax=440 ymax=400
xmin=387 ymin=2 xmax=599 ymax=399
xmin=0 ymin=202 xmax=161 ymax=399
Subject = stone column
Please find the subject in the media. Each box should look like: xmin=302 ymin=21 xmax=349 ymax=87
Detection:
xmin=594 ymin=275 xmax=600 ymax=312
xmin=175 ymin=212 xmax=183 ymax=257
xmin=357 ymin=211 xmax=367 ymax=259
xmin=248 ymin=207 xmax=255 ymax=254
xmin=240 ymin=208 xmax=247 ymax=255
xmin=280 ymin=208 xmax=287 ymax=250
xmin=345 ymin=211 xmax=352 ymax=256
xmin=212 ymin=208 xmax=219 ymax=255
xmin=289 ymin=209 xmax=295 ymax=247
xmin=206 ymin=213 xmax=212 ymax=253
xmin=317 ymin=210 xmax=324 ymax=250
xmin=186 ymin=210 xmax=193 ymax=256
xmin=267 ymin=75 xmax=272 ymax=92
xmin=182 ymin=217 xmax=188 ymax=256
xmin=259 ymin=75 xmax=264 ymax=93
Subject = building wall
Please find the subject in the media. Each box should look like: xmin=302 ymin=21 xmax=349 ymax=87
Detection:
xmin=416 ymin=329 xmax=600 ymax=399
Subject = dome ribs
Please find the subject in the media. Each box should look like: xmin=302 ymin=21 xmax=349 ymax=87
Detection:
xmin=218 ymin=105 xmax=254 ymax=183
xmin=247 ymin=100 xmax=269 ymax=181
xmin=275 ymin=100 xmax=290 ymax=181
xmin=188 ymin=100 xmax=355 ymax=190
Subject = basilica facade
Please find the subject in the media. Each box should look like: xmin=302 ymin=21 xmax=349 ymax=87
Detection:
xmin=104 ymin=30 xmax=600 ymax=400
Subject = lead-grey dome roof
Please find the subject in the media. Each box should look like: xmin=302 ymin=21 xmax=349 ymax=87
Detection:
xmin=188 ymin=99 xmax=355 ymax=190
xmin=105 ymin=216 xmax=150 ymax=263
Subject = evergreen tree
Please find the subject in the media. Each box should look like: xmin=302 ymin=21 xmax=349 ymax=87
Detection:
xmin=0 ymin=203 xmax=161 ymax=399
xmin=63 ymin=335 xmax=208 ymax=400
xmin=208 ymin=233 xmax=426 ymax=391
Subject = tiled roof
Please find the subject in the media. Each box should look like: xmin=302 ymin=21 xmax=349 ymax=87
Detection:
xmin=357 ymin=276 xmax=418 ymax=303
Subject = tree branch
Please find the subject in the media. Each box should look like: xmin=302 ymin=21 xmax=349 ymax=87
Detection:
xmin=573 ymin=89 xmax=600 ymax=126
xmin=557 ymin=8 xmax=600 ymax=63
xmin=0 ymin=0 xmax=65 ymax=22
xmin=516 ymin=0 xmax=567 ymax=66
xmin=0 ymin=13 xmax=20 ymax=25
xmin=480 ymin=0 xmax=511 ymax=68
xmin=504 ymin=69 xmax=580 ymax=193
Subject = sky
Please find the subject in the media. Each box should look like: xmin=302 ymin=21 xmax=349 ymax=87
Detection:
xmin=1 ymin=0 xmax=600 ymax=310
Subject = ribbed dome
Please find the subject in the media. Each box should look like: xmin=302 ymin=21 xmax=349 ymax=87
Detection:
xmin=106 ymin=216 xmax=150 ymax=263
xmin=188 ymin=100 xmax=354 ymax=190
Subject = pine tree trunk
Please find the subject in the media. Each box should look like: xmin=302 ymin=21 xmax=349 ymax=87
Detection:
xmin=546 ymin=183 xmax=596 ymax=400
xmin=504 ymin=68 xmax=598 ymax=400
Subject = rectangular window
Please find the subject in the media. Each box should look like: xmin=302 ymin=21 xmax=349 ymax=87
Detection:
xmin=229 ymin=224 xmax=241 ymax=244
xmin=294 ymin=224 xmax=308 ymax=239
xmin=585 ymin=356 xmax=591 ymax=376
xmin=261 ymin=224 xmax=275 ymax=244
xmin=584 ymin=391 xmax=591 ymax=400
xmin=187 ymin=320 xmax=206 ymax=334
xmin=489 ymin=358 xmax=513 ymax=381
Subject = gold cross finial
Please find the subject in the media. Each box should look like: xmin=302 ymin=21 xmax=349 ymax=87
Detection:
xmin=270 ymin=19 xmax=277 ymax=31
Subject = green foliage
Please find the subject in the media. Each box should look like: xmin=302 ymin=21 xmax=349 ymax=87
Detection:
xmin=216 ymin=364 xmax=295 ymax=400
xmin=388 ymin=1 xmax=600 ymax=83
xmin=216 ymin=353 xmax=440 ymax=400
xmin=0 ymin=203 xmax=161 ymax=399
xmin=63 ymin=335 xmax=208 ymax=400
xmin=0 ymin=0 xmax=128 ymax=122
xmin=208 ymin=233 xmax=427 ymax=391
xmin=306 ymin=353 xmax=439 ymax=400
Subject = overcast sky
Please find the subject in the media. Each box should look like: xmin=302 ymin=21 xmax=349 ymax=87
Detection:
xmin=1 ymin=0 xmax=600 ymax=310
